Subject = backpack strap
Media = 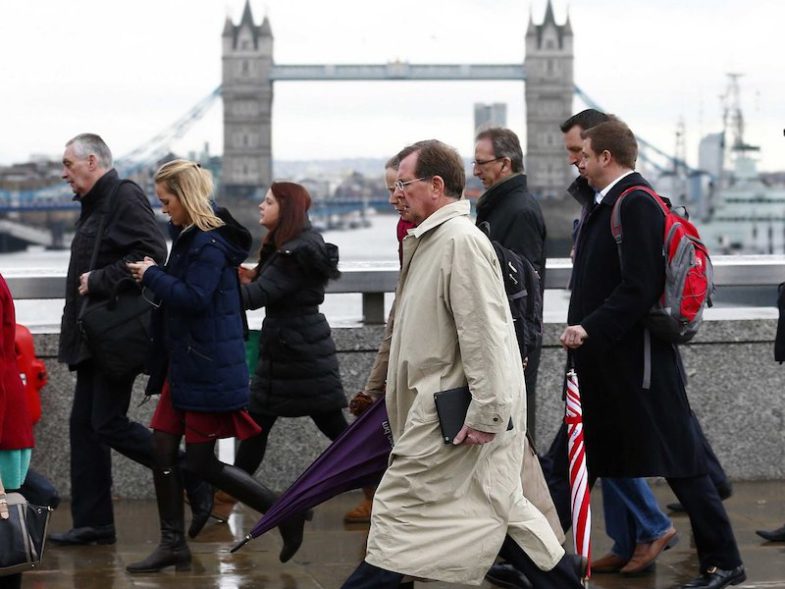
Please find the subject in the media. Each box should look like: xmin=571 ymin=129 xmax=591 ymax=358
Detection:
xmin=609 ymin=185 xmax=669 ymax=245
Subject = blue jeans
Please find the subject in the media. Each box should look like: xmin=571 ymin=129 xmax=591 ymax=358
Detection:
xmin=602 ymin=478 xmax=672 ymax=560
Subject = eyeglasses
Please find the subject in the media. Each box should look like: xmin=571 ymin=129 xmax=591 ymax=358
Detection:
xmin=394 ymin=177 xmax=427 ymax=192
xmin=472 ymin=157 xmax=504 ymax=167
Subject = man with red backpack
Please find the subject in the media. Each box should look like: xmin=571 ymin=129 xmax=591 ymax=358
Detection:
xmin=560 ymin=116 xmax=745 ymax=589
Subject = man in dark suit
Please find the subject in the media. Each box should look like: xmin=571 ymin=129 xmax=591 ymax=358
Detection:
xmin=561 ymin=117 xmax=745 ymax=589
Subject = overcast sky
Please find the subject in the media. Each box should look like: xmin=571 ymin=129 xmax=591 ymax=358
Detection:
xmin=0 ymin=0 xmax=781 ymax=171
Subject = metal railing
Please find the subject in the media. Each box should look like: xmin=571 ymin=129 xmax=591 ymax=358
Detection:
xmin=5 ymin=256 xmax=784 ymax=325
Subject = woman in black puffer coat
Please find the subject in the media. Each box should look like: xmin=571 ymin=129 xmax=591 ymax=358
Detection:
xmin=214 ymin=182 xmax=347 ymax=520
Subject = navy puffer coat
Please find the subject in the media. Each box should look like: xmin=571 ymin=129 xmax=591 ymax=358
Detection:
xmin=243 ymin=228 xmax=346 ymax=417
xmin=143 ymin=207 xmax=252 ymax=412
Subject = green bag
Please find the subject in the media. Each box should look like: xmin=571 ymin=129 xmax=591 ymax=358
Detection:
xmin=245 ymin=329 xmax=261 ymax=374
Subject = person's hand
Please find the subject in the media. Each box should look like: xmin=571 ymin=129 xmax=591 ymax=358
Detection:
xmin=349 ymin=391 xmax=375 ymax=416
xmin=238 ymin=265 xmax=255 ymax=285
xmin=78 ymin=272 xmax=91 ymax=295
xmin=453 ymin=425 xmax=495 ymax=446
xmin=560 ymin=324 xmax=588 ymax=350
xmin=127 ymin=257 xmax=157 ymax=283
xmin=0 ymin=494 xmax=8 ymax=520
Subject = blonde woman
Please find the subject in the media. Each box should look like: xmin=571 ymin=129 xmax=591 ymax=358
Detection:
xmin=126 ymin=160 xmax=308 ymax=573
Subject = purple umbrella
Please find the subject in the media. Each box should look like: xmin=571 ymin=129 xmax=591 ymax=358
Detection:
xmin=231 ymin=397 xmax=393 ymax=552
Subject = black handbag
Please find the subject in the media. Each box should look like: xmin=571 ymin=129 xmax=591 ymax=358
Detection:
xmin=76 ymin=180 xmax=157 ymax=380
xmin=78 ymin=279 xmax=156 ymax=380
xmin=0 ymin=493 xmax=52 ymax=576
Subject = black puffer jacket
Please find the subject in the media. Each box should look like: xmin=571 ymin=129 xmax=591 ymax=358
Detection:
xmin=242 ymin=228 xmax=346 ymax=417
xmin=58 ymin=170 xmax=167 ymax=368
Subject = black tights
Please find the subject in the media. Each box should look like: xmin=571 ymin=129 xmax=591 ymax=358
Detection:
xmin=235 ymin=410 xmax=348 ymax=476
xmin=152 ymin=431 xmax=279 ymax=514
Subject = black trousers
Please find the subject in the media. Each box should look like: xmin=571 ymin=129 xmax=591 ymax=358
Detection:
xmin=68 ymin=362 xmax=198 ymax=528
xmin=539 ymin=411 xmax=731 ymax=534
xmin=341 ymin=538 xmax=581 ymax=589
xmin=523 ymin=344 xmax=541 ymax=443
xmin=666 ymin=474 xmax=741 ymax=571
xmin=235 ymin=409 xmax=348 ymax=476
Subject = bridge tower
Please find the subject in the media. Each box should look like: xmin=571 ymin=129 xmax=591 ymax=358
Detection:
xmin=524 ymin=1 xmax=574 ymax=199
xmin=221 ymin=0 xmax=273 ymax=202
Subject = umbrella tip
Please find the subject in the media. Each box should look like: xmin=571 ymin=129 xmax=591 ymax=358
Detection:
xmin=230 ymin=534 xmax=253 ymax=553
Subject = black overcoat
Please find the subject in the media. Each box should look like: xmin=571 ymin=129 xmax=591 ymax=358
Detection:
xmin=567 ymin=172 xmax=706 ymax=478
xmin=58 ymin=170 xmax=167 ymax=367
xmin=242 ymin=228 xmax=346 ymax=417
xmin=475 ymin=173 xmax=547 ymax=281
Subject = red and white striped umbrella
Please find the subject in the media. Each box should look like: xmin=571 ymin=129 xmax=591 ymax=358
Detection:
xmin=565 ymin=368 xmax=591 ymax=579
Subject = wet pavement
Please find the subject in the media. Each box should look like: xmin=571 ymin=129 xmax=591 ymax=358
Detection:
xmin=29 ymin=480 xmax=785 ymax=588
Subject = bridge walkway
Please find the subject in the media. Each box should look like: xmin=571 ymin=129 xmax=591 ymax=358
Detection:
xmin=34 ymin=481 xmax=785 ymax=588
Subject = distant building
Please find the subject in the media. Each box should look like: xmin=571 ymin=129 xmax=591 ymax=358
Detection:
xmin=699 ymin=132 xmax=724 ymax=181
xmin=524 ymin=1 xmax=574 ymax=199
xmin=474 ymin=103 xmax=507 ymax=135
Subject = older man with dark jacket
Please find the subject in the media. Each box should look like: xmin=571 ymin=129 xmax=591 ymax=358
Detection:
xmin=473 ymin=127 xmax=546 ymax=439
xmin=50 ymin=134 xmax=212 ymax=547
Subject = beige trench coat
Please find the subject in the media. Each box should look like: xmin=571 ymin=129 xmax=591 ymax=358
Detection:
xmin=365 ymin=200 xmax=564 ymax=585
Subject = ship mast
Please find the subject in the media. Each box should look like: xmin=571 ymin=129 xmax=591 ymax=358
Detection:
xmin=720 ymin=73 xmax=760 ymax=185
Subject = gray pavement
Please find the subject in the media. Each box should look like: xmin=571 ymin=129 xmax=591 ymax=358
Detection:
xmin=29 ymin=481 xmax=785 ymax=588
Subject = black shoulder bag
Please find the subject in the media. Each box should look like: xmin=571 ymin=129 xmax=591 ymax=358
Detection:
xmin=77 ymin=181 xmax=157 ymax=380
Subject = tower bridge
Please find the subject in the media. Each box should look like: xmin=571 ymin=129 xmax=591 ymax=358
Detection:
xmin=1 ymin=0 xmax=689 ymax=250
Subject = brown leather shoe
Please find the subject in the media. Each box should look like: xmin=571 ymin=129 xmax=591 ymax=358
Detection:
xmin=591 ymin=552 xmax=627 ymax=573
xmin=344 ymin=487 xmax=374 ymax=523
xmin=210 ymin=490 xmax=238 ymax=523
xmin=620 ymin=526 xmax=679 ymax=575
xmin=344 ymin=498 xmax=372 ymax=523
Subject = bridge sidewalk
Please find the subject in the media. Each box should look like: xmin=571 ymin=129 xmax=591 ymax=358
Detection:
xmin=31 ymin=480 xmax=785 ymax=588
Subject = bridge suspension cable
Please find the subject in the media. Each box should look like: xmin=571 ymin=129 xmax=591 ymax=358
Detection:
xmin=116 ymin=86 xmax=222 ymax=174
xmin=574 ymin=85 xmax=697 ymax=176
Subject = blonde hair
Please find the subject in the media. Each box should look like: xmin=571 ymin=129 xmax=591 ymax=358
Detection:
xmin=154 ymin=160 xmax=224 ymax=232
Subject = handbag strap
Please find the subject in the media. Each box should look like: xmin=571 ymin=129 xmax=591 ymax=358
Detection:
xmin=78 ymin=180 xmax=131 ymax=319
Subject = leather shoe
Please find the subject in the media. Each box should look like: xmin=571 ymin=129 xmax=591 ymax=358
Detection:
xmin=620 ymin=526 xmax=678 ymax=575
xmin=592 ymin=552 xmax=627 ymax=573
xmin=48 ymin=524 xmax=116 ymax=546
xmin=756 ymin=523 xmax=785 ymax=542
xmin=680 ymin=565 xmax=746 ymax=588
xmin=485 ymin=563 xmax=533 ymax=589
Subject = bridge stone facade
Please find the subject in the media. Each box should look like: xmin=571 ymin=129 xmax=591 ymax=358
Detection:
xmin=221 ymin=0 xmax=575 ymax=202
xmin=221 ymin=2 xmax=274 ymax=200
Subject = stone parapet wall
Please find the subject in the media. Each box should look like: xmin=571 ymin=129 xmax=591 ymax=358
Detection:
xmin=29 ymin=318 xmax=784 ymax=499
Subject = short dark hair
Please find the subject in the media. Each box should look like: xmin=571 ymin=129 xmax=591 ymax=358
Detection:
xmin=395 ymin=140 xmax=465 ymax=198
xmin=385 ymin=155 xmax=400 ymax=170
xmin=474 ymin=127 xmax=524 ymax=173
xmin=560 ymin=109 xmax=609 ymax=133
xmin=581 ymin=118 xmax=638 ymax=169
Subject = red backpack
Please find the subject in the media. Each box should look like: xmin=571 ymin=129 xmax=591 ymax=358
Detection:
xmin=610 ymin=185 xmax=713 ymax=344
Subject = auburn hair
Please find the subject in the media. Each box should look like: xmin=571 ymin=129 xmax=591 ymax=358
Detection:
xmin=264 ymin=181 xmax=311 ymax=249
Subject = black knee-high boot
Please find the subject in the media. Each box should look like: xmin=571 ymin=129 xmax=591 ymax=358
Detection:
xmin=126 ymin=467 xmax=192 ymax=573
xmin=208 ymin=463 xmax=310 ymax=563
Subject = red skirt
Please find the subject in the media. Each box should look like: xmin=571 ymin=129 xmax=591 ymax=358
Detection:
xmin=150 ymin=381 xmax=262 ymax=444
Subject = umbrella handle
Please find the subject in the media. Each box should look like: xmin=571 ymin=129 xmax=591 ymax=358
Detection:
xmin=230 ymin=533 xmax=253 ymax=553
xmin=567 ymin=349 xmax=575 ymax=371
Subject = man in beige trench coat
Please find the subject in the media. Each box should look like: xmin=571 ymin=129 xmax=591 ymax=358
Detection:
xmin=340 ymin=140 xmax=585 ymax=589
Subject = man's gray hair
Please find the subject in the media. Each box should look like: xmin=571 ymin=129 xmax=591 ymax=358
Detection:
xmin=66 ymin=133 xmax=113 ymax=169
xmin=474 ymin=127 xmax=524 ymax=173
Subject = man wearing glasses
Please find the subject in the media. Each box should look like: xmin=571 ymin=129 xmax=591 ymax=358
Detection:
xmin=341 ymin=139 xmax=584 ymax=589
xmin=473 ymin=127 xmax=546 ymax=439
